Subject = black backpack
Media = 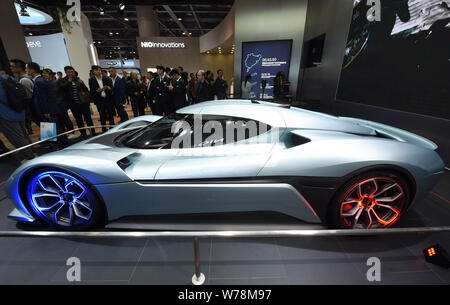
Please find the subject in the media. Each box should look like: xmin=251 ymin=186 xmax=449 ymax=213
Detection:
xmin=0 ymin=76 xmax=29 ymax=112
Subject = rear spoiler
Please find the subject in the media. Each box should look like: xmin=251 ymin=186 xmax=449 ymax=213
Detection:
xmin=339 ymin=117 xmax=438 ymax=150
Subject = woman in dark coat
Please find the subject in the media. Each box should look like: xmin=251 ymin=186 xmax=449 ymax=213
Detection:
xmin=126 ymin=72 xmax=146 ymax=117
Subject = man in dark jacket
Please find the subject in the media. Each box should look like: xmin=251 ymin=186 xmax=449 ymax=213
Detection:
xmin=193 ymin=70 xmax=211 ymax=104
xmin=108 ymin=67 xmax=129 ymax=122
xmin=144 ymin=72 xmax=157 ymax=114
xmin=28 ymin=63 xmax=68 ymax=147
xmin=153 ymin=65 xmax=173 ymax=115
xmin=89 ymin=65 xmax=114 ymax=131
xmin=214 ymin=69 xmax=228 ymax=100
xmin=168 ymin=69 xmax=188 ymax=111
xmin=57 ymin=66 xmax=95 ymax=137
xmin=39 ymin=68 xmax=69 ymax=148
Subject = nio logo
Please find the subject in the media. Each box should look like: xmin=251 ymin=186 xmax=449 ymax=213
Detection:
xmin=140 ymin=41 xmax=186 ymax=48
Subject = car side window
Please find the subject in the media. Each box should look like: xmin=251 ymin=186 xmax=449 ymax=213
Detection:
xmin=170 ymin=115 xmax=272 ymax=149
xmin=120 ymin=114 xmax=272 ymax=149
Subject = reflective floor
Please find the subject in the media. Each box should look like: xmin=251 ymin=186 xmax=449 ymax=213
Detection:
xmin=0 ymin=157 xmax=449 ymax=284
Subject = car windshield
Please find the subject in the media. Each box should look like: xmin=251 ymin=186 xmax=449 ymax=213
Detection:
xmin=119 ymin=113 xmax=191 ymax=149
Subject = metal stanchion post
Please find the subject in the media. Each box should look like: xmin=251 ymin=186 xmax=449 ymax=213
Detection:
xmin=192 ymin=237 xmax=205 ymax=285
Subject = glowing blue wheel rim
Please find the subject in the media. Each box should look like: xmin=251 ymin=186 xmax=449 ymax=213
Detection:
xmin=27 ymin=171 xmax=94 ymax=227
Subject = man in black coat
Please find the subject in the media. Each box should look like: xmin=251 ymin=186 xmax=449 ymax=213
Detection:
xmin=168 ymin=69 xmax=188 ymax=111
xmin=153 ymin=65 xmax=173 ymax=115
xmin=89 ymin=65 xmax=115 ymax=132
xmin=145 ymin=72 xmax=157 ymax=114
xmin=214 ymin=69 xmax=228 ymax=100
xmin=193 ymin=70 xmax=211 ymax=104
xmin=57 ymin=66 xmax=95 ymax=137
xmin=108 ymin=67 xmax=129 ymax=123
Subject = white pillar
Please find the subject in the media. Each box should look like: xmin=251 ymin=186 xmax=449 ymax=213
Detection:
xmin=59 ymin=11 xmax=98 ymax=83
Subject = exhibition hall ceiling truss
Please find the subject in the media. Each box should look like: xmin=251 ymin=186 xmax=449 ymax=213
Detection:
xmin=20 ymin=1 xmax=234 ymax=59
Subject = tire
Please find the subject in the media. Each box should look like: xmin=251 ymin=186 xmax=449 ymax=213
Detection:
xmin=328 ymin=170 xmax=410 ymax=229
xmin=24 ymin=168 xmax=105 ymax=230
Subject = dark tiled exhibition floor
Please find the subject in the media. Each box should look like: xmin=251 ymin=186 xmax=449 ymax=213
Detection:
xmin=0 ymin=160 xmax=449 ymax=285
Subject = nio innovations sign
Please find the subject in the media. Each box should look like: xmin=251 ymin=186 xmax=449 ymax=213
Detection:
xmin=140 ymin=41 xmax=186 ymax=48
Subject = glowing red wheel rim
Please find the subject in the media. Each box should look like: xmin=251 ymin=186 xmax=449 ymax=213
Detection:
xmin=339 ymin=176 xmax=406 ymax=229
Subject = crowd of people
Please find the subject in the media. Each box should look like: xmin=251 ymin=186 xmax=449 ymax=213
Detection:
xmin=0 ymin=60 xmax=229 ymax=163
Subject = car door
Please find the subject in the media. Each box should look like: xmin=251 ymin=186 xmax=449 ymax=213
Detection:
xmin=155 ymin=114 xmax=281 ymax=180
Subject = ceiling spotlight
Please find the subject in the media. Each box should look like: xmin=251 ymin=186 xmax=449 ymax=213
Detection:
xmin=109 ymin=32 xmax=113 ymax=35
xmin=178 ymin=17 xmax=182 ymax=21
xmin=28 ymin=32 xmax=33 ymax=36
xmin=118 ymin=3 xmax=125 ymax=16
xmin=124 ymin=17 xmax=129 ymax=21
xmin=182 ymin=32 xmax=186 ymax=35
xmin=116 ymin=32 xmax=119 ymax=35
xmin=188 ymin=32 xmax=192 ymax=36
xmin=99 ymin=7 xmax=105 ymax=15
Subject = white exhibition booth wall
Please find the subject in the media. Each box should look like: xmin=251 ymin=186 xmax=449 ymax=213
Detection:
xmin=25 ymin=32 xmax=71 ymax=74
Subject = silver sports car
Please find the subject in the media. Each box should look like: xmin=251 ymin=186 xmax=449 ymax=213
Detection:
xmin=4 ymin=100 xmax=445 ymax=230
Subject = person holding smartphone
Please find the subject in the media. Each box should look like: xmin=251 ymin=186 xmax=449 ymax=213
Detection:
xmin=57 ymin=66 xmax=95 ymax=138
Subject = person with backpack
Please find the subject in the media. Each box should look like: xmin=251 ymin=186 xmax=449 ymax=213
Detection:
xmin=0 ymin=71 xmax=34 ymax=162
xmin=10 ymin=59 xmax=35 ymax=134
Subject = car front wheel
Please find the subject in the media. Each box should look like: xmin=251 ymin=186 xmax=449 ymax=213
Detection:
xmin=25 ymin=168 xmax=104 ymax=230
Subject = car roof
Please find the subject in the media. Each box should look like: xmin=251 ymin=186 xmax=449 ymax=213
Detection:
xmin=177 ymin=99 xmax=375 ymax=135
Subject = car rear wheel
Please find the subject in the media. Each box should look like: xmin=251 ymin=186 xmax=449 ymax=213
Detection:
xmin=25 ymin=169 xmax=104 ymax=230
xmin=328 ymin=171 xmax=410 ymax=229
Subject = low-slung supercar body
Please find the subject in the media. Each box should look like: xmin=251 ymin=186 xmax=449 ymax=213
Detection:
xmin=5 ymin=100 xmax=445 ymax=229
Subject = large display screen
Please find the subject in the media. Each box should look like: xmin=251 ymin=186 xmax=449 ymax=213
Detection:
xmin=241 ymin=40 xmax=292 ymax=99
xmin=337 ymin=0 xmax=450 ymax=119
xmin=25 ymin=33 xmax=71 ymax=74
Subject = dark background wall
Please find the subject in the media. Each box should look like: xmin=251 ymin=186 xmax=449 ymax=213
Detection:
xmin=298 ymin=0 xmax=450 ymax=166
